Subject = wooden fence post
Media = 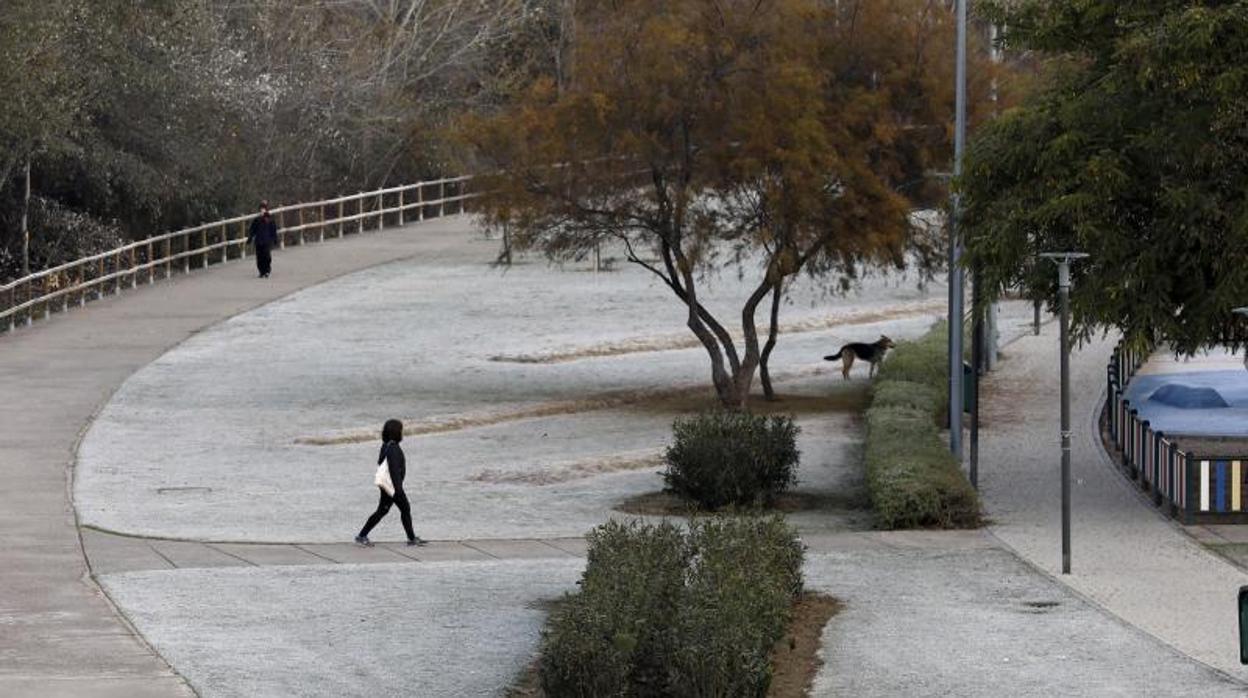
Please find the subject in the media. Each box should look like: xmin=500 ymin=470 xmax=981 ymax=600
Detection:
xmin=378 ymin=191 xmax=385 ymax=230
xmin=399 ymin=189 xmax=405 ymax=226
xmin=358 ymin=193 xmax=365 ymax=234
xmin=298 ymin=207 xmax=306 ymax=245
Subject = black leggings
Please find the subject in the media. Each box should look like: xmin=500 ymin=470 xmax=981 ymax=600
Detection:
xmin=255 ymin=244 xmax=272 ymax=276
xmin=359 ymin=488 xmax=415 ymax=540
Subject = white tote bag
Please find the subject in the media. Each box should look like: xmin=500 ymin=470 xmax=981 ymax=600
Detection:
xmin=374 ymin=445 xmax=395 ymax=496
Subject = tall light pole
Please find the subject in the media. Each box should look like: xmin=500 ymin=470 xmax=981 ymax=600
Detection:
xmin=1041 ymin=252 xmax=1087 ymax=575
xmin=948 ymin=0 xmax=969 ymax=459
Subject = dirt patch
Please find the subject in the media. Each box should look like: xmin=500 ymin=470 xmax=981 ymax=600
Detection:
xmin=767 ymin=593 xmax=843 ymax=698
xmin=505 ymin=592 xmax=841 ymax=697
xmin=615 ymin=489 xmax=870 ymax=516
xmin=489 ymin=301 xmax=944 ymax=364
xmin=294 ymin=382 xmax=868 ymax=446
xmin=467 ymin=451 xmax=664 ymax=486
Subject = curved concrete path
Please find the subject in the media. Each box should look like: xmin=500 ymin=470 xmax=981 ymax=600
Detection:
xmin=980 ymin=324 xmax=1248 ymax=680
xmin=0 ymin=216 xmax=480 ymax=696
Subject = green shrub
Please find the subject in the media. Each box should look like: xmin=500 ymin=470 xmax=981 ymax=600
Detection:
xmin=871 ymin=379 xmax=942 ymax=414
xmin=864 ymin=322 xmax=981 ymax=529
xmin=539 ymin=516 xmax=804 ymax=697
xmin=669 ymin=517 xmax=804 ymax=696
xmin=540 ymin=520 xmax=689 ymax=696
xmin=876 ymin=321 xmax=950 ymax=391
xmin=663 ymin=411 xmax=800 ymax=509
xmin=864 ymin=405 xmax=980 ymax=528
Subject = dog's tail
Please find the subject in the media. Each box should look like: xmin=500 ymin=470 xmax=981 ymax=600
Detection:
xmin=823 ymin=349 xmax=843 ymax=361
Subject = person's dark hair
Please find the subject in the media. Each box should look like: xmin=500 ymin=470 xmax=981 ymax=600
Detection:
xmin=382 ymin=419 xmax=403 ymax=443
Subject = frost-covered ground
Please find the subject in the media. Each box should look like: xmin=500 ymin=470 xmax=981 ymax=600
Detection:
xmin=100 ymin=559 xmax=584 ymax=697
xmin=75 ymin=221 xmax=975 ymax=542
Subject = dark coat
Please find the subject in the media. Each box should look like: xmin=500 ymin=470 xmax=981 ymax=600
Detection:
xmin=248 ymin=215 xmax=278 ymax=248
xmin=379 ymin=442 xmax=406 ymax=492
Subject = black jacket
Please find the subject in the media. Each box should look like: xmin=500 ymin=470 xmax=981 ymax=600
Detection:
xmin=379 ymin=442 xmax=406 ymax=493
xmin=248 ymin=215 xmax=278 ymax=247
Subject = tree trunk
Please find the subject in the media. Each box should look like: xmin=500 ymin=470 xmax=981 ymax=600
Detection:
xmin=759 ymin=282 xmax=783 ymax=400
xmin=21 ymin=157 xmax=31 ymax=277
xmin=724 ymin=277 xmax=775 ymax=410
xmin=496 ymin=223 xmax=513 ymax=266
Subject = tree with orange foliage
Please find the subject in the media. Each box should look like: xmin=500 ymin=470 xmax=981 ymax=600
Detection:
xmin=461 ymin=0 xmax=1007 ymax=408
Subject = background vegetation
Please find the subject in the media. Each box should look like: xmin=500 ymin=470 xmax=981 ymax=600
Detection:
xmin=961 ymin=0 xmax=1248 ymax=353
xmin=0 ymin=0 xmax=556 ymax=279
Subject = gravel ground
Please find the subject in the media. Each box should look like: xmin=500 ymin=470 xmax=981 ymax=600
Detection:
xmin=99 ymin=559 xmax=584 ymax=698
xmin=808 ymin=544 xmax=1244 ymax=697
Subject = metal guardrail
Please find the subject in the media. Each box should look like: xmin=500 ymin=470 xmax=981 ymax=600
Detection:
xmin=1 ymin=176 xmax=476 ymax=333
xmin=1107 ymin=342 xmax=1248 ymax=523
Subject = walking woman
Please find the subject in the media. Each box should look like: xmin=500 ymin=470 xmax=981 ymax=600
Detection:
xmin=355 ymin=419 xmax=426 ymax=547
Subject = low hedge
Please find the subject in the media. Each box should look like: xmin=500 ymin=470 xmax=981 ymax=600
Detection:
xmin=865 ymin=322 xmax=981 ymax=529
xmin=539 ymin=516 xmax=804 ymax=696
xmin=663 ymin=411 xmax=801 ymax=509
xmin=870 ymin=379 xmax=942 ymax=415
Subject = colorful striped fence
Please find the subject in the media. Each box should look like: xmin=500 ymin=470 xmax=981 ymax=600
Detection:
xmin=1106 ymin=342 xmax=1243 ymax=522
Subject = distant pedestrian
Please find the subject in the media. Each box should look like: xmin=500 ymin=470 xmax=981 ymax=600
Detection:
xmin=355 ymin=419 xmax=426 ymax=547
xmin=246 ymin=201 xmax=279 ymax=278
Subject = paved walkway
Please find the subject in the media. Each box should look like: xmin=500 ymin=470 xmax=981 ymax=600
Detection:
xmin=6 ymin=207 xmax=1247 ymax=694
xmin=980 ymin=324 xmax=1248 ymax=680
xmin=81 ymin=526 xmax=1245 ymax=696
xmin=0 ymin=217 xmax=479 ymax=697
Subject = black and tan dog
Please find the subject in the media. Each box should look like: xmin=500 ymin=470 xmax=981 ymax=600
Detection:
xmin=824 ymin=335 xmax=895 ymax=379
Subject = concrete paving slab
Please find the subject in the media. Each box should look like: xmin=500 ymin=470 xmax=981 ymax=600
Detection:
xmin=461 ymin=538 xmax=577 ymax=560
xmin=80 ymin=529 xmax=173 ymax=575
xmin=146 ymin=540 xmax=251 ymax=569
xmin=1203 ymin=526 xmax=1248 ymax=544
xmin=381 ymin=540 xmax=494 ymax=562
xmin=211 ymin=543 xmax=331 ymax=567
xmin=544 ymin=537 xmax=590 ymax=556
xmin=296 ymin=543 xmax=411 ymax=564
xmin=1184 ymin=525 xmax=1230 ymax=544
xmin=0 ymin=676 xmax=192 ymax=698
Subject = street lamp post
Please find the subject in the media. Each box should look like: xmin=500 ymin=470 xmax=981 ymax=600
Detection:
xmin=1041 ymin=252 xmax=1087 ymax=575
xmin=948 ymin=0 xmax=969 ymax=460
